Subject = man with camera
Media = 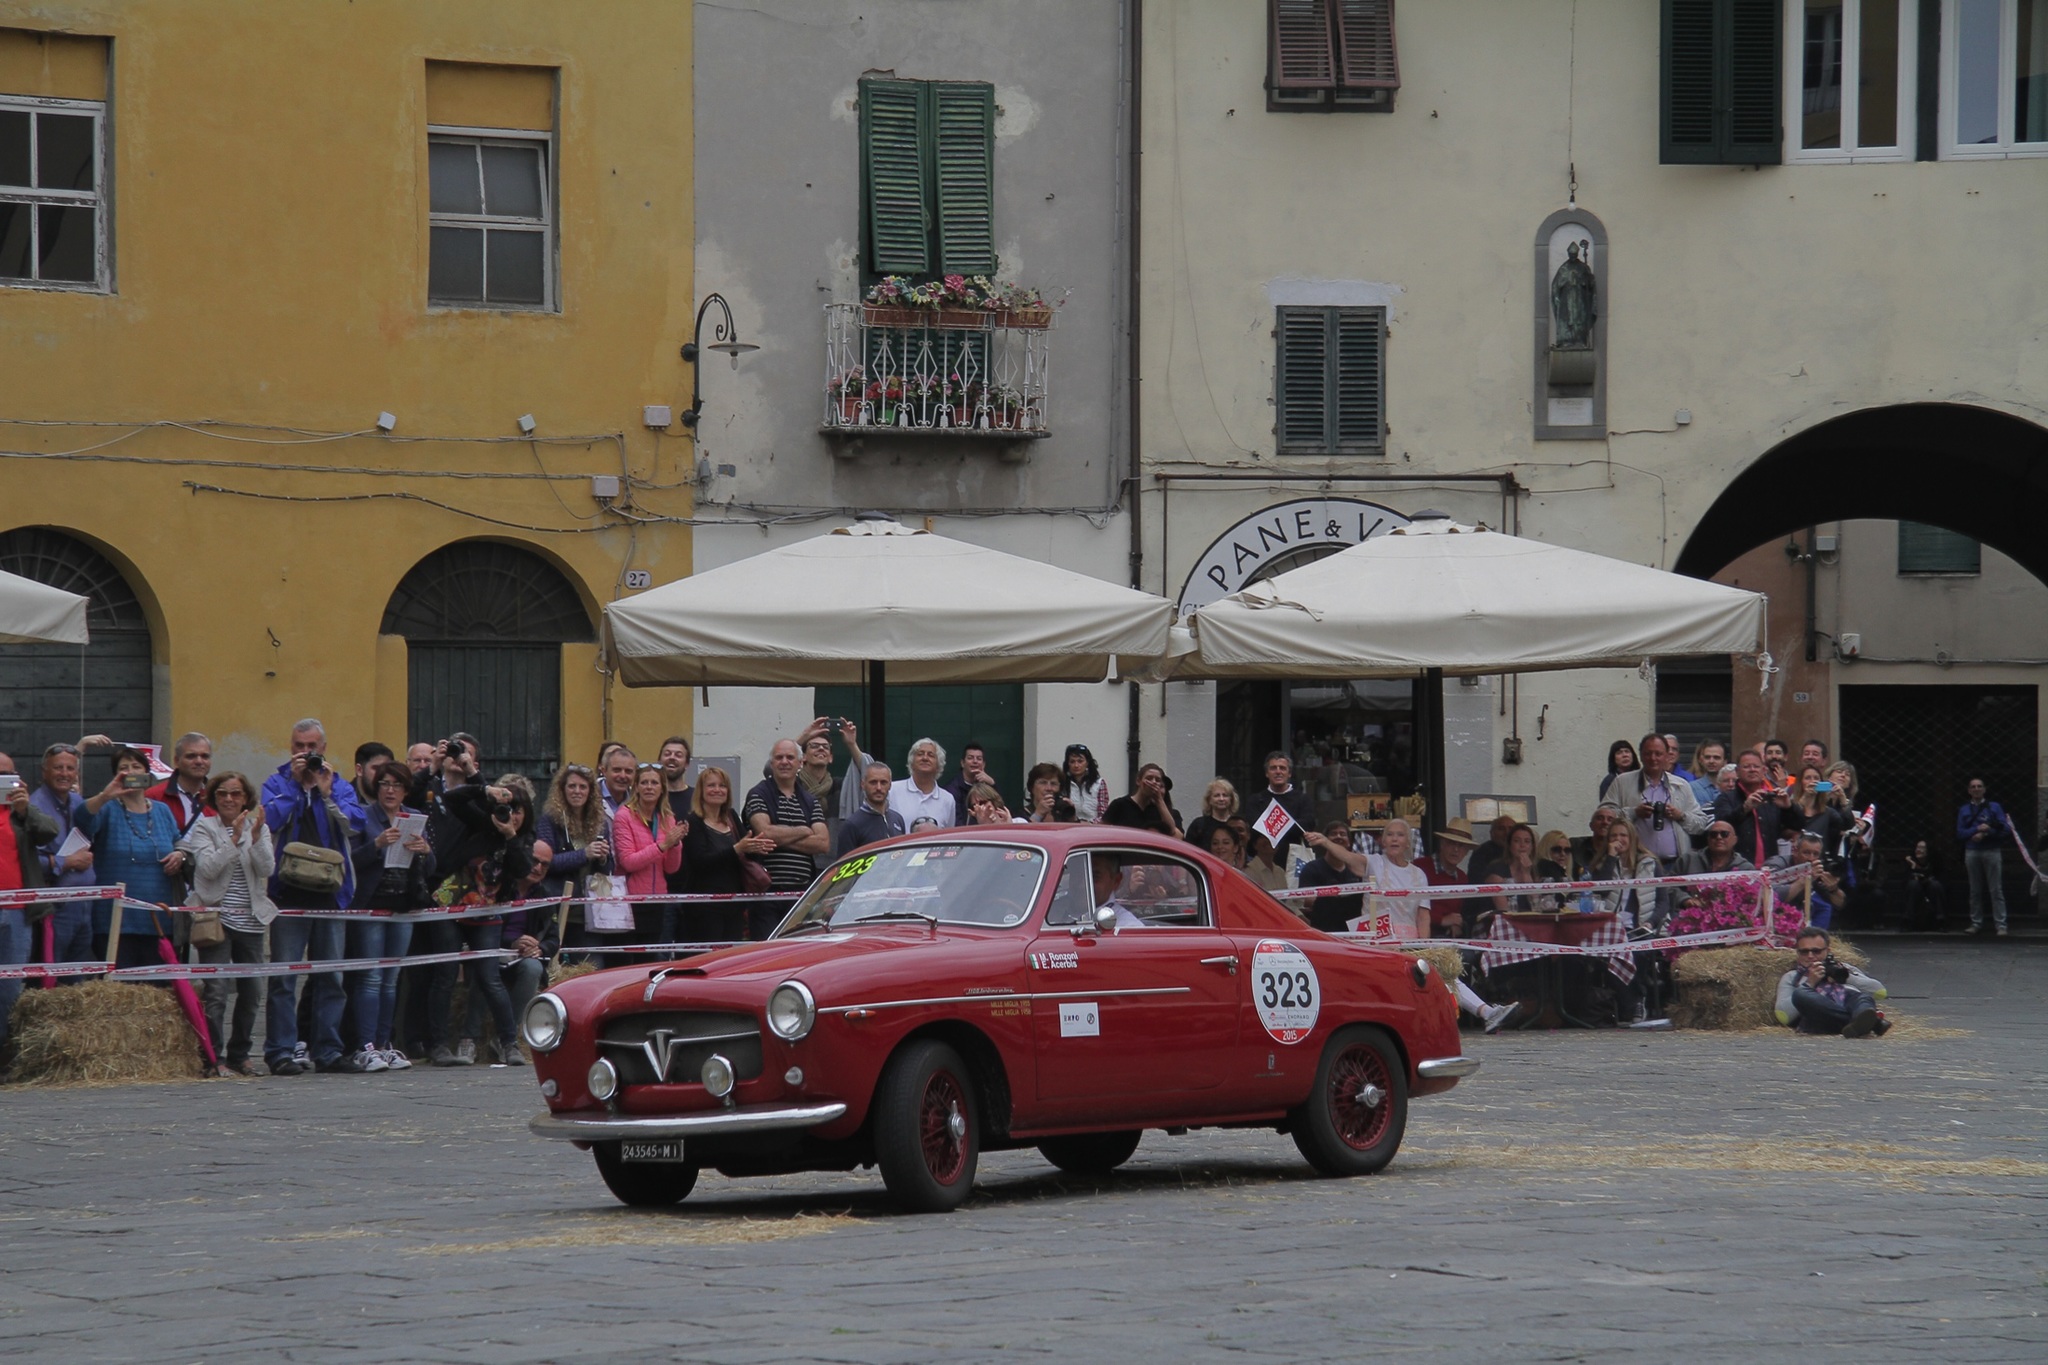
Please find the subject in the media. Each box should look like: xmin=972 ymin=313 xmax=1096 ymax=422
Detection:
xmin=258 ymin=718 xmax=366 ymax=1075
xmin=1774 ymin=927 xmax=1888 ymax=1037
xmin=1767 ymin=830 xmax=1848 ymax=930
xmin=1605 ymin=733 xmax=1711 ymax=872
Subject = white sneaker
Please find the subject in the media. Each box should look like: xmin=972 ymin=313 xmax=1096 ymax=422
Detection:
xmin=292 ymin=1042 xmax=310 ymax=1069
xmin=1630 ymin=1002 xmax=1648 ymax=1025
xmin=355 ymin=1046 xmax=389 ymax=1074
xmin=381 ymin=1047 xmax=412 ymax=1071
xmin=1482 ymin=1001 xmax=1521 ymax=1034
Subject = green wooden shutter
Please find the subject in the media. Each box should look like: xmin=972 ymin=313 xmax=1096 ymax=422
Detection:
xmin=1724 ymin=0 xmax=1783 ymax=163
xmin=932 ymin=82 xmax=996 ymax=275
xmin=1661 ymin=0 xmax=1782 ymax=165
xmin=1332 ymin=308 xmax=1385 ymax=451
xmin=1276 ymin=308 xmax=1332 ymax=454
xmin=861 ymin=78 xmax=930 ymax=275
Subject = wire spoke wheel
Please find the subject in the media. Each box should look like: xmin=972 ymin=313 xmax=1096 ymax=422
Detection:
xmin=1291 ymin=1025 xmax=1407 ymax=1177
xmin=875 ymin=1039 xmax=978 ymax=1211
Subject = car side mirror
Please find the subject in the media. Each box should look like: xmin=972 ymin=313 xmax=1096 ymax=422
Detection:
xmin=1094 ymin=905 xmax=1119 ymax=935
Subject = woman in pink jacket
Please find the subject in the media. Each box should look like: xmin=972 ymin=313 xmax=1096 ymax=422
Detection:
xmin=612 ymin=765 xmax=684 ymax=943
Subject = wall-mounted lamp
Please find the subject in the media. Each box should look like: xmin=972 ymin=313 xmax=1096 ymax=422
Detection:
xmin=679 ymin=292 xmax=759 ymax=430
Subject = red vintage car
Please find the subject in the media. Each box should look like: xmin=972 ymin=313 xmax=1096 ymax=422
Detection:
xmin=521 ymin=826 xmax=1477 ymax=1212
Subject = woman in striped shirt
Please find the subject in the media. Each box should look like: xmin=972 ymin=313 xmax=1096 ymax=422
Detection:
xmin=181 ymin=772 xmax=275 ymax=1076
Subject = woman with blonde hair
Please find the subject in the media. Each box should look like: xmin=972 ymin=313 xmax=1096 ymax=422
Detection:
xmin=181 ymin=771 xmax=275 ymax=1075
xmin=1185 ymin=779 xmax=1239 ymax=852
xmin=681 ymin=764 xmax=774 ymax=942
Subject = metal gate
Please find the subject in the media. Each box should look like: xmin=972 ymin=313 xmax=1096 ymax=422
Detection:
xmin=381 ymin=542 xmax=592 ymax=782
xmin=0 ymin=528 xmax=153 ymax=781
xmin=1655 ymin=658 xmax=1734 ymax=761
xmin=813 ymin=683 xmax=1023 ymax=803
xmin=1838 ymin=684 xmax=2036 ymax=920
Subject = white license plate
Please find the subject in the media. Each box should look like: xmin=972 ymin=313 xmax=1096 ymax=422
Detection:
xmin=620 ymin=1140 xmax=686 ymax=1163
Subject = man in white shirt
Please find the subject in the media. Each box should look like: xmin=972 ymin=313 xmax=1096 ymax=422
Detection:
xmin=888 ymin=737 xmax=957 ymax=829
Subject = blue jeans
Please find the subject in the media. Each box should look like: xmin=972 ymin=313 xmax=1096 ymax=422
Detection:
xmin=42 ymin=902 xmax=94 ymax=971
xmin=0 ymin=907 xmax=29 ymax=1051
xmin=266 ymin=914 xmax=346 ymax=1067
xmin=1964 ymin=848 xmax=2007 ymax=930
xmin=1791 ymin=983 xmax=1875 ymax=1035
xmin=344 ymin=919 xmax=412 ymax=1052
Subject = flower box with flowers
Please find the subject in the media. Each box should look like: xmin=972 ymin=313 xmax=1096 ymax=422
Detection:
xmin=859 ymin=274 xmax=1062 ymax=329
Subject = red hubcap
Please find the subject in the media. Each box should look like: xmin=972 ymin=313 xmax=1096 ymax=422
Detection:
xmin=1329 ymin=1045 xmax=1392 ymax=1151
xmin=919 ymin=1069 xmax=969 ymax=1184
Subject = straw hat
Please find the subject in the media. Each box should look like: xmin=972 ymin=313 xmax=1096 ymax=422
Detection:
xmin=1434 ymin=816 xmax=1479 ymax=846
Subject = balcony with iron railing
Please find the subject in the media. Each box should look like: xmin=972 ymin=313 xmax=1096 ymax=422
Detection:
xmin=821 ymin=302 xmax=1052 ymax=448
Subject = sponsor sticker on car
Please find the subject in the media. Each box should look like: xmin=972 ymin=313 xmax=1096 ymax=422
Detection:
xmin=1252 ymin=939 xmax=1321 ymax=1045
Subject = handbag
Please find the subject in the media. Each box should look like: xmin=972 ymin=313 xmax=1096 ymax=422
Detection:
xmin=584 ymin=870 xmax=634 ymax=932
xmin=739 ymin=849 xmax=772 ymax=896
xmin=188 ymin=909 xmax=225 ymax=948
xmin=277 ymin=800 xmax=348 ymax=895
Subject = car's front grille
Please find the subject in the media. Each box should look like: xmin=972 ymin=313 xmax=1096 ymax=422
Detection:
xmin=596 ymin=1010 xmax=764 ymax=1087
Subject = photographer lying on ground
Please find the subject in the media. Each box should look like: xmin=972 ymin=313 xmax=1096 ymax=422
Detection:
xmin=1773 ymin=927 xmax=1889 ymax=1038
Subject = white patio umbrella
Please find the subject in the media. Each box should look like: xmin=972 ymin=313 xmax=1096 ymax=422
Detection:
xmin=0 ymin=568 xmax=90 ymax=646
xmin=1182 ymin=518 xmax=1767 ymax=678
xmin=603 ymin=517 xmax=1172 ymax=758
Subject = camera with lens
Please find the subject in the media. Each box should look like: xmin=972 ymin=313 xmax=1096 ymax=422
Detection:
xmin=1650 ymin=801 xmax=1668 ymax=832
xmin=1822 ymin=956 xmax=1850 ymax=985
xmin=303 ymin=753 xmax=326 ymax=774
xmin=492 ymin=801 xmax=514 ymax=821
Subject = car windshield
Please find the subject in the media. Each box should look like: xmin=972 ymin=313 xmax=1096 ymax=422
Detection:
xmin=776 ymin=843 xmax=1049 ymax=933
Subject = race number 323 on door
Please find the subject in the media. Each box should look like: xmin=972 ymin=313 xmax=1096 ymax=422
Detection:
xmin=1252 ymin=940 xmax=1321 ymax=1045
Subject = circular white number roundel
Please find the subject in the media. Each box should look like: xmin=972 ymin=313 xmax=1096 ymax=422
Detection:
xmin=1252 ymin=939 xmax=1321 ymax=1045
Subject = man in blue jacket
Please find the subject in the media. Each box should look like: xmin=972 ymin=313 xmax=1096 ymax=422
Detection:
xmin=1955 ymin=777 xmax=2009 ymax=936
xmin=261 ymin=718 xmax=365 ymax=1074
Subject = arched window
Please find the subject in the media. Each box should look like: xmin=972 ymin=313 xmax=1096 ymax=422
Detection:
xmin=0 ymin=528 xmax=155 ymax=776
xmin=382 ymin=541 xmax=593 ymax=779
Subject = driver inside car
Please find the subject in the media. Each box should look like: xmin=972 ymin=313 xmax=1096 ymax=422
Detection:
xmin=1090 ymin=852 xmax=1149 ymax=929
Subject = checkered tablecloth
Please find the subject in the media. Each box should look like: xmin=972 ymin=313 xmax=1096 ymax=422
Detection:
xmin=1482 ymin=914 xmax=1636 ymax=983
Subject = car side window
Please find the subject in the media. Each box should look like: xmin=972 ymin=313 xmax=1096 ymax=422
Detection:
xmin=1114 ymin=854 xmax=1210 ymax=929
xmin=1046 ymin=853 xmax=1094 ymax=926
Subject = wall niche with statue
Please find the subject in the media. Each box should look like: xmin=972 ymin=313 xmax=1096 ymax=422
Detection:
xmin=1532 ymin=208 xmax=1606 ymax=441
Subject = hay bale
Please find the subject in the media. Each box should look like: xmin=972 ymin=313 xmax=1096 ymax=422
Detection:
xmin=549 ymin=960 xmax=597 ymax=986
xmin=1669 ymin=934 xmax=1871 ymax=1031
xmin=10 ymin=981 xmax=205 ymax=1085
xmin=1403 ymin=944 xmax=1467 ymax=988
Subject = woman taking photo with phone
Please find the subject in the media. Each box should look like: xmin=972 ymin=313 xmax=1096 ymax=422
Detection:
xmin=84 ymin=747 xmax=187 ymax=969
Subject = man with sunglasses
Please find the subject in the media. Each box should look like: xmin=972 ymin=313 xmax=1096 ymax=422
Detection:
xmin=1774 ymin=927 xmax=1887 ymax=1037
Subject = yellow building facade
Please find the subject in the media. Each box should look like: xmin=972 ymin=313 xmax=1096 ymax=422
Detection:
xmin=0 ymin=1 xmax=696 ymax=780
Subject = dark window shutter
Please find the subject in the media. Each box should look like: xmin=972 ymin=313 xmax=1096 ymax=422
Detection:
xmin=1897 ymin=523 xmax=1981 ymax=575
xmin=1662 ymin=0 xmax=1782 ymax=164
xmin=1334 ymin=0 xmax=1400 ymax=90
xmin=1332 ymin=308 xmax=1385 ymax=451
xmin=860 ymin=78 xmax=930 ymax=276
xmin=1725 ymin=0 xmax=1782 ymax=162
xmin=1276 ymin=308 xmax=1331 ymax=454
xmin=1271 ymin=0 xmax=1337 ymax=92
xmin=932 ymin=82 xmax=996 ymax=275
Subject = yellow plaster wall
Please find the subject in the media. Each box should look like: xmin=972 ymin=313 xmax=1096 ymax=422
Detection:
xmin=0 ymin=0 xmax=697 ymax=774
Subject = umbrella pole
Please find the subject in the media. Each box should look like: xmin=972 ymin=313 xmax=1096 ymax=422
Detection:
xmin=1423 ymin=667 xmax=1448 ymax=838
xmin=866 ymin=660 xmax=887 ymax=771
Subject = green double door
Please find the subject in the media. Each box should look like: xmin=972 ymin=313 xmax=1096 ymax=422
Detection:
xmin=813 ymin=683 xmax=1024 ymax=807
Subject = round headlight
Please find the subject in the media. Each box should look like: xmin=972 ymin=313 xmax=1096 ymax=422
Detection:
xmin=700 ymin=1052 xmax=736 ymax=1099
xmin=766 ymin=981 xmax=816 ymax=1041
xmin=587 ymin=1057 xmax=618 ymax=1102
xmin=522 ymin=992 xmax=568 ymax=1052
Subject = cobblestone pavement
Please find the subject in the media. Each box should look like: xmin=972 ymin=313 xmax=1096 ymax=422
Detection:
xmin=2 ymin=941 xmax=2043 ymax=1364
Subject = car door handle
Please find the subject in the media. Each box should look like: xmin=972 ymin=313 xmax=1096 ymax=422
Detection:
xmin=1199 ymin=955 xmax=1238 ymax=975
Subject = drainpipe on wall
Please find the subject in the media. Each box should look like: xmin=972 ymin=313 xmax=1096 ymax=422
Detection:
xmin=1124 ymin=0 xmax=1144 ymax=786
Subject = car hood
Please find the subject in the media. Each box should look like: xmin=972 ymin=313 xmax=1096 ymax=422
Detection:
xmin=585 ymin=927 xmax=1015 ymax=1014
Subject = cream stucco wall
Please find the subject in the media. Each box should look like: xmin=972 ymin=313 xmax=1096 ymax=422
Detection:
xmin=1137 ymin=0 xmax=2048 ymax=836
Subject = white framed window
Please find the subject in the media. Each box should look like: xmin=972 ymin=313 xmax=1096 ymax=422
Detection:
xmin=1785 ymin=0 xmax=1917 ymax=161
xmin=1943 ymin=0 xmax=2048 ymax=156
xmin=0 ymin=94 xmax=108 ymax=291
xmin=426 ymin=126 xmax=554 ymax=309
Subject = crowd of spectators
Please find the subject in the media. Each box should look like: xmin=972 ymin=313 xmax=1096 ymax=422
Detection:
xmin=0 ymin=717 xmax=2029 ymax=1072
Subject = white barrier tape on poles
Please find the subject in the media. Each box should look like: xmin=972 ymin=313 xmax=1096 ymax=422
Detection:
xmin=1332 ymin=925 xmax=1772 ymax=955
xmin=1274 ymin=868 xmax=1775 ymax=902
xmin=558 ymin=941 xmax=748 ymax=957
xmin=0 ymin=884 xmax=126 ymax=907
xmin=105 ymin=948 xmax=515 ymax=982
xmin=0 ymin=962 xmax=115 ymax=980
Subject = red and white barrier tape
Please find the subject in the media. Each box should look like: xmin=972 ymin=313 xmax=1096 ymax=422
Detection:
xmin=0 ymin=947 xmax=514 ymax=983
xmin=0 ymin=884 xmax=127 ymax=907
xmin=1333 ymin=924 xmax=1773 ymax=955
xmin=559 ymin=892 xmax=801 ymax=906
xmin=1272 ymin=867 xmax=1778 ymax=902
xmin=557 ymin=941 xmax=748 ymax=957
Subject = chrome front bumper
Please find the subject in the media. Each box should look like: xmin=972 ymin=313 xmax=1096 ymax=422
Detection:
xmin=529 ymin=1101 xmax=849 ymax=1142
xmin=1415 ymin=1056 xmax=1481 ymax=1081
